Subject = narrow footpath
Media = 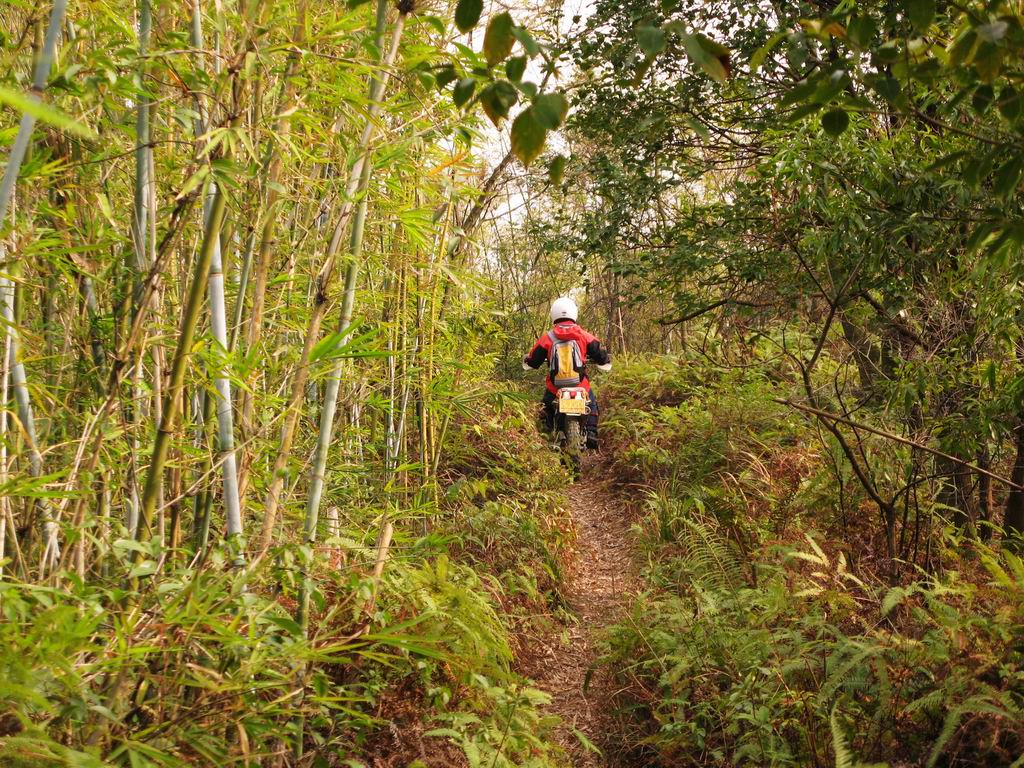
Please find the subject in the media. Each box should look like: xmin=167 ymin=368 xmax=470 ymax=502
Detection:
xmin=529 ymin=460 xmax=640 ymax=767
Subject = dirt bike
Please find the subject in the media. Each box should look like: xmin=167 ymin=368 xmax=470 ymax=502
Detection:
xmin=552 ymin=386 xmax=590 ymax=479
xmin=523 ymin=358 xmax=611 ymax=480
xmin=548 ymin=362 xmax=611 ymax=478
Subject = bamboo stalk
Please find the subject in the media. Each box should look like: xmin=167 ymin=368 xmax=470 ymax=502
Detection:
xmin=131 ymin=0 xmax=152 ymax=277
xmin=191 ymin=386 xmax=215 ymax=557
xmin=204 ymin=183 xmax=244 ymax=563
xmin=293 ymin=0 xmax=400 ymax=649
xmin=4 ymin=265 xmax=58 ymax=574
xmin=189 ymin=0 xmax=245 ymax=562
xmin=137 ymin=184 xmax=229 ymax=543
xmin=0 ymin=255 xmax=12 ymax=584
xmin=50 ymin=189 xmax=200 ymax=553
xmin=136 ymin=0 xmax=261 ymax=545
xmin=303 ymin=154 xmax=373 ymax=526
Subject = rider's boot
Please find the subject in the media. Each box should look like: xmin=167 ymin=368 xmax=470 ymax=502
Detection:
xmin=586 ymin=425 xmax=599 ymax=450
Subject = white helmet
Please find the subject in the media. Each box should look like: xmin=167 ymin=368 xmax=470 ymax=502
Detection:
xmin=550 ymin=296 xmax=578 ymax=323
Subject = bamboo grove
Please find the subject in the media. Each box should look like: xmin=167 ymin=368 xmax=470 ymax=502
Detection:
xmin=0 ymin=0 xmax=555 ymax=583
xmin=0 ymin=0 xmax=574 ymax=762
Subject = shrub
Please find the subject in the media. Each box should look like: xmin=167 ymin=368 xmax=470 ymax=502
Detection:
xmin=605 ymin=513 xmax=1024 ymax=766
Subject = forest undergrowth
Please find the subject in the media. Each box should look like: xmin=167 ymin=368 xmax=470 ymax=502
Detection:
xmin=0 ymin=402 xmax=575 ymax=767
xmin=589 ymin=356 xmax=1024 ymax=768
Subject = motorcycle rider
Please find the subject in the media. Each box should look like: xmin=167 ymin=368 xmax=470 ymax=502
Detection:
xmin=522 ymin=296 xmax=612 ymax=449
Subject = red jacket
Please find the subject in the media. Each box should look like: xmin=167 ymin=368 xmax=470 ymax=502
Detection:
xmin=524 ymin=321 xmax=611 ymax=394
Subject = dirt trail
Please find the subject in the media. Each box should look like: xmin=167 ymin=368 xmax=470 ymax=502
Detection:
xmin=529 ymin=459 xmax=639 ymax=767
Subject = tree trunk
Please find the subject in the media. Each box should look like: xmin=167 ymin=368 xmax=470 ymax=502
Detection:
xmin=935 ymin=452 xmax=978 ymax=534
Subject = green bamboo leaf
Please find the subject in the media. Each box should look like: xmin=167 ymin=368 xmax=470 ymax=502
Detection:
xmin=310 ymin=325 xmax=385 ymax=363
xmin=454 ymin=0 xmax=482 ymax=33
xmin=263 ymin=614 xmax=303 ymax=635
xmin=0 ymin=86 xmax=95 ymax=139
xmin=112 ymin=538 xmax=153 ymax=556
xmin=533 ymin=91 xmax=568 ymax=129
xmin=511 ymin=107 xmax=547 ymax=166
xmin=422 ymin=15 xmax=446 ymax=35
xmin=362 ymin=632 xmax=448 ymax=659
xmin=985 ymin=360 xmax=998 ymax=391
xmin=925 ymin=150 xmax=968 ymax=172
xmin=128 ymin=560 xmax=158 ymax=579
xmin=483 ymin=12 xmax=515 ymax=66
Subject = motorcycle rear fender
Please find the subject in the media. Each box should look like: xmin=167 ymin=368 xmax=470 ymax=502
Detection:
xmin=556 ymin=386 xmax=589 ymax=399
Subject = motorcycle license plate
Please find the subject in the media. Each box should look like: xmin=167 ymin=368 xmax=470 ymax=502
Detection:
xmin=558 ymin=397 xmax=587 ymax=415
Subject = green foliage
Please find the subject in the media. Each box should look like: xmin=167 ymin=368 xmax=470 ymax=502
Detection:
xmin=606 ymin=503 xmax=1024 ymax=766
xmin=484 ymin=12 xmax=515 ymax=67
xmin=427 ymin=682 xmax=559 ymax=767
xmin=0 ymin=86 xmax=94 ymax=139
xmin=0 ymin=559 xmax=388 ymax=765
xmin=532 ymin=93 xmax=569 ymax=131
xmin=821 ymin=108 xmax=849 ymax=136
xmin=636 ymin=25 xmax=666 ymax=57
xmin=511 ymin=108 xmax=548 ymax=167
xmin=454 ymin=0 xmax=483 ymax=33
xmin=596 ymin=357 xmax=1024 ymax=767
xmin=520 ymin=0 xmax=1024 ymax=559
xmin=0 ymin=400 xmax=569 ymax=766
xmin=438 ymin=403 xmax=571 ymax=608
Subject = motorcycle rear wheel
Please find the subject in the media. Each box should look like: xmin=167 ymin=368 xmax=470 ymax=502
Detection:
xmin=563 ymin=418 xmax=583 ymax=480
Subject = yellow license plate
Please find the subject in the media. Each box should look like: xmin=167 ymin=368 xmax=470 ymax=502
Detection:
xmin=558 ymin=397 xmax=587 ymax=415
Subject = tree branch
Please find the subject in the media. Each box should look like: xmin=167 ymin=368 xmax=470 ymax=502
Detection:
xmin=776 ymin=398 xmax=1023 ymax=490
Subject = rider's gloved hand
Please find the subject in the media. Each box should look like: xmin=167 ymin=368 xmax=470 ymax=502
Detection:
xmin=522 ymin=356 xmax=532 ymax=371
